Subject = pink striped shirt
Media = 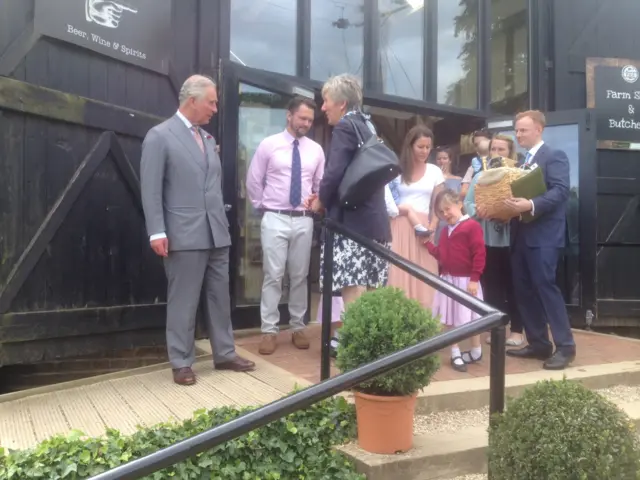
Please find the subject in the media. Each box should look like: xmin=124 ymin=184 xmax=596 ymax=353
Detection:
xmin=246 ymin=130 xmax=325 ymax=211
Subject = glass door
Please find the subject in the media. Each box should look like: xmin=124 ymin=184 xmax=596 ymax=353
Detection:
xmin=486 ymin=110 xmax=597 ymax=322
xmin=219 ymin=62 xmax=323 ymax=329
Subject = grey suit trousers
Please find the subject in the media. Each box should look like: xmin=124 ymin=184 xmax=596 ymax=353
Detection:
xmin=164 ymin=247 xmax=236 ymax=368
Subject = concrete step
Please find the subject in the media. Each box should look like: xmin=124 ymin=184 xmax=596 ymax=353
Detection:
xmin=340 ymin=398 xmax=640 ymax=480
xmin=414 ymin=360 xmax=640 ymax=414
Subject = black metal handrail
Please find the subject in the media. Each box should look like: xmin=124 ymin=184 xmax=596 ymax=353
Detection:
xmin=91 ymin=218 xmax=508 ymax=480
xmin=320 ymin=218 xmax=499 ymax=379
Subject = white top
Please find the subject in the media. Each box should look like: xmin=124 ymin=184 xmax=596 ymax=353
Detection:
xmin=384 ymin=185 xmax=399 ymax=217
xmin=395 ymin=164 xmax=445 ymax=216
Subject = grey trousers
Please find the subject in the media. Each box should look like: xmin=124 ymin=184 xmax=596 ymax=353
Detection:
xmin=260 ymin=212 xmax=314 ymax=334
xmin=164 ymin=247 xmax=236 ymax=368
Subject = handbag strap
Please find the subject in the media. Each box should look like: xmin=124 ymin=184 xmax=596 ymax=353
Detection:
xmin=344 ymin=115 xmax=369 ymax=147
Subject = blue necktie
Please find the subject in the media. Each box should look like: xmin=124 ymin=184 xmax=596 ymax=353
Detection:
xmin=290 ymin=139 xmax=302 ymax=208
xmin=525 ymin=152 xmax=533 ymax=165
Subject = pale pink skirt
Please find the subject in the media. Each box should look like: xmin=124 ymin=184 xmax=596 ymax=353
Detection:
xmin=316 ymin=295 xmax=344 ymax=324
xmin=433 ymin=274 xmax=484 ymax=327
xmin=387 ymin=215 xmax=438 ymax=309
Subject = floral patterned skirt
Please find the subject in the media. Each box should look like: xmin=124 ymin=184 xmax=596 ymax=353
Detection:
xmin=319 ymin=234 xmax=391 ymax=294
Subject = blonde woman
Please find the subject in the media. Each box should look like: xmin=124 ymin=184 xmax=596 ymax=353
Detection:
xmin=463 ymin=134 xmax=523 ymax=346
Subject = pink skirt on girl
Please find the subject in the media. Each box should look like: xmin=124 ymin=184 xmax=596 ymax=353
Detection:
xmin=433 ymin=274 xmax=484 ymax=327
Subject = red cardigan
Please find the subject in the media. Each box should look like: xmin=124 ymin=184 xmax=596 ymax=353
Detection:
xmin=425 ymin=218 xmax=486 ymax=282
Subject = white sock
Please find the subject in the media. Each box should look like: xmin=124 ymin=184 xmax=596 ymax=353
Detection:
xmin=462 ymin=347 xmax=483 ymax=363
xmin=451 ymin=347 xmax=464 ymax=365
xmin=414 ymin=224 xmax=428 ymax=232
xmin=330 ymin=337 xmax=339 ymax=349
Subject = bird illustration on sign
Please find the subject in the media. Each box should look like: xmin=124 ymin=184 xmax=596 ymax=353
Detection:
xmin=85 ymin=0 xmax=138 ymax=29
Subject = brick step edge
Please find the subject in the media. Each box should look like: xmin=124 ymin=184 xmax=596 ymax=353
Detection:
xmin=414 ymin=360 xmax=640 ymax=414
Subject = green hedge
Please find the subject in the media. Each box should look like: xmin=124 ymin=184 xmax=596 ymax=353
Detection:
xmin=0 ymin=396 xmax=364 ymax=480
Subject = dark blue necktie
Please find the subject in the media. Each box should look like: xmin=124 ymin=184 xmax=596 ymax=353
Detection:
xmin=525 ymin=152 xmax=533 ymax=165
xmin=290 ymin=139 xmax=302 ymax=208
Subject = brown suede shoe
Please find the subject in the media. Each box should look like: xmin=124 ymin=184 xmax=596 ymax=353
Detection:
xmin=215 ymin=355 xmax=256 ymax=372
xmin=292 ymin=330 xmax=310 ymax=350
xmin=172 ymin=367 xmax=196 ymax=386
xmin=259 ymin=334 xmax=277 ymax=355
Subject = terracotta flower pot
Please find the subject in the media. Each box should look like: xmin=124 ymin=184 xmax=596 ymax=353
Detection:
xmin=354 ymin=390 xmax=418 ymax=454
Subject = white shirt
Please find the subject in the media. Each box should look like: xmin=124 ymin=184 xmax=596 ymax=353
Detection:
xmin=528 ymin=140 xmax=545 ymax=161
xmin=447 ymin=214 xmax=470 ymax=236
xmin=395 ymin=164 xmax=445 ymax=216
xmin=384 ymin=185 xmax=399 ymax=217
xmin=149 ymin=111 xmax=194 ymax=242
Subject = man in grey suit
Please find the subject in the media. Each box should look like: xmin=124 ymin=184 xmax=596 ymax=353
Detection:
xmin=141 ymin=74 xmax=255 ymax=385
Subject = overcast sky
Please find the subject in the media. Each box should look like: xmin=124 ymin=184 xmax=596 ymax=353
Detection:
xmin=230 ymin=0 xmax=470 ymax=104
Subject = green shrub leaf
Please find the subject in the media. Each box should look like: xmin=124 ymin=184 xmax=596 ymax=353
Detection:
xmin=0 ymin=397 xmax=364 ymax=480
xmin=335 ymin=287 xmax=441 ymax=396
xmin=488 ymin=378 xmax=640 ymax=479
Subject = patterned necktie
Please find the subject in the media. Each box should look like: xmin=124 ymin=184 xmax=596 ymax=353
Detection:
xmin=191 ymin=126 xmax=204 ymax=153
xmin=290 ymin=139 xmax=302 ymax=208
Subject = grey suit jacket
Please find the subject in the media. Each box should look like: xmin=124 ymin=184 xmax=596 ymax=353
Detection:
xmin=140 ymin=115 xmax=231 ymax=251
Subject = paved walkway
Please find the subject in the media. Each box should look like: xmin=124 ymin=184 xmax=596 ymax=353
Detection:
xmin=236 ymin=324 xmax=640 ymax=384
xmin=0 ymin=344 xmax=310 ymax=450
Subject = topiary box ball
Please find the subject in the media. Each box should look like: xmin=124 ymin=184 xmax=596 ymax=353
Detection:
xmin=335 ymin=287 xmax=441 ymax=397
xmin=488 ymin=378 xmax=640 ymax=480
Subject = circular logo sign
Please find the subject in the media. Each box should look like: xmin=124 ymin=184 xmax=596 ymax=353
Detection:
xmin=621 ymin=65 xmax=639 ymax=84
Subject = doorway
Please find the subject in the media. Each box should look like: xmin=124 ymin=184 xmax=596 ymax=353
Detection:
xmin=219 ymin=62 xmax=486 ymax=330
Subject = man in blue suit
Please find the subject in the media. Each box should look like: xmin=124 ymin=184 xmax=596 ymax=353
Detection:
xmin=503 ymin=110 xmax=576 ymax=370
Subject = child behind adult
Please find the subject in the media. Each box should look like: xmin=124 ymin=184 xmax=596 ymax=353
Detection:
xmin=424 ymin=189 xmax=486 ymax=372
xmin=460 ymin=130 xmax=492 ymax=199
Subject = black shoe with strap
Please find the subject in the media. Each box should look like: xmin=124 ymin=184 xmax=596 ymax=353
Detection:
xmin=451 ymin=356 xmax=467 ymax=372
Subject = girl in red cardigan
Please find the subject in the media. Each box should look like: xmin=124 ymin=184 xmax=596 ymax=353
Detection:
xmin=425 ymin=189 xmax=486 ymax=373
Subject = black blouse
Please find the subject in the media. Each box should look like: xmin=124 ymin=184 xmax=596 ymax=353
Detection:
xmin=318 ymin=115 xmax=392 ymax=243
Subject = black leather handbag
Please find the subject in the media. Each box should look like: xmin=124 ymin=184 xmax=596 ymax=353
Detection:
xmin=337 ymin=116 xmax=401 ymax=208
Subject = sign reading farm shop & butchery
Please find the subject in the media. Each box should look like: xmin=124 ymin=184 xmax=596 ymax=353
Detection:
xmin=587 ymin=57 xmax=640 ymax=148
xmin=35 ymin=0 xmax=171 ymax=74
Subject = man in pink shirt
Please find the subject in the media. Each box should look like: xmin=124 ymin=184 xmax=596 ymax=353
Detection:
xmin=246 ymin=97 xmax=325 ymax=355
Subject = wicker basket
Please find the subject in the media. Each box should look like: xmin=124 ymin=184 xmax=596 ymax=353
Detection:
xmin=474 ymin=167 xmax=525 ymax=221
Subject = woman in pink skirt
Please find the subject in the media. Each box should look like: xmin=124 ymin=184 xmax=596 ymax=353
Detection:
xmin=424 ymin=189 xmax=486 ymax=373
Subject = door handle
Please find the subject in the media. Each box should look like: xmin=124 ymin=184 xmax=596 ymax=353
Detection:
xmin=224 ymin=204 xmax=232 ymax=212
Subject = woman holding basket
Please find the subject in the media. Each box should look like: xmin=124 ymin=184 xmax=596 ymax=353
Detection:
xmin=463 ymin=134 xmax=524 ymax=346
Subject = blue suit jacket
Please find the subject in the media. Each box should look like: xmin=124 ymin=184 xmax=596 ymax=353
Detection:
xmin=510 ymin=143 xmax=570 ymax=249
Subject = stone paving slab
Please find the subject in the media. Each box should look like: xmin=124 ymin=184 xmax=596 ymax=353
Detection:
xmin=236 ymin=324 xmax=640 ymax=384
xmin=0 ymin=345 xmax=311 ymax=451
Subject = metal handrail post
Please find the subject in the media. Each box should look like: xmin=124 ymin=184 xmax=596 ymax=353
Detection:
xmin=320 ymin=228 xmax=334 ymax=381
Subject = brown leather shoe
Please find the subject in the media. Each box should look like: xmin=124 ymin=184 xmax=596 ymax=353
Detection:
xmin=258 ymin=334 xmax=277 ymax=355
xmin=172 ymin=367 xmax=196 ymax=385
xmin=215 ymin=355 xmax=256 ymax=372
xmin=292 ymin=330 xmax=310 ymax=350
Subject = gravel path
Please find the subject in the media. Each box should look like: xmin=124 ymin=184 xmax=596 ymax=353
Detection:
xmin=414 ymin=384 xmax=640 ymax=435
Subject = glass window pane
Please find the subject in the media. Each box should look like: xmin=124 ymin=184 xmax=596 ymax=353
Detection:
xmin=490 ymin=0 xmax=529 ymax=114
xmin=379 ymin=0 xmax=424 ymax=99
xmin=437 ymin=0 xmax=478 ymax=109
xmin=493 ymin=126 xmax=580 ymax=305
xmin=236 ymin=85 xmax=290 ymax=306
xmin=230 ymin=0 xmax=297 ymax=75
xmin=311 ymin=0 xmax=364 ymax=81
